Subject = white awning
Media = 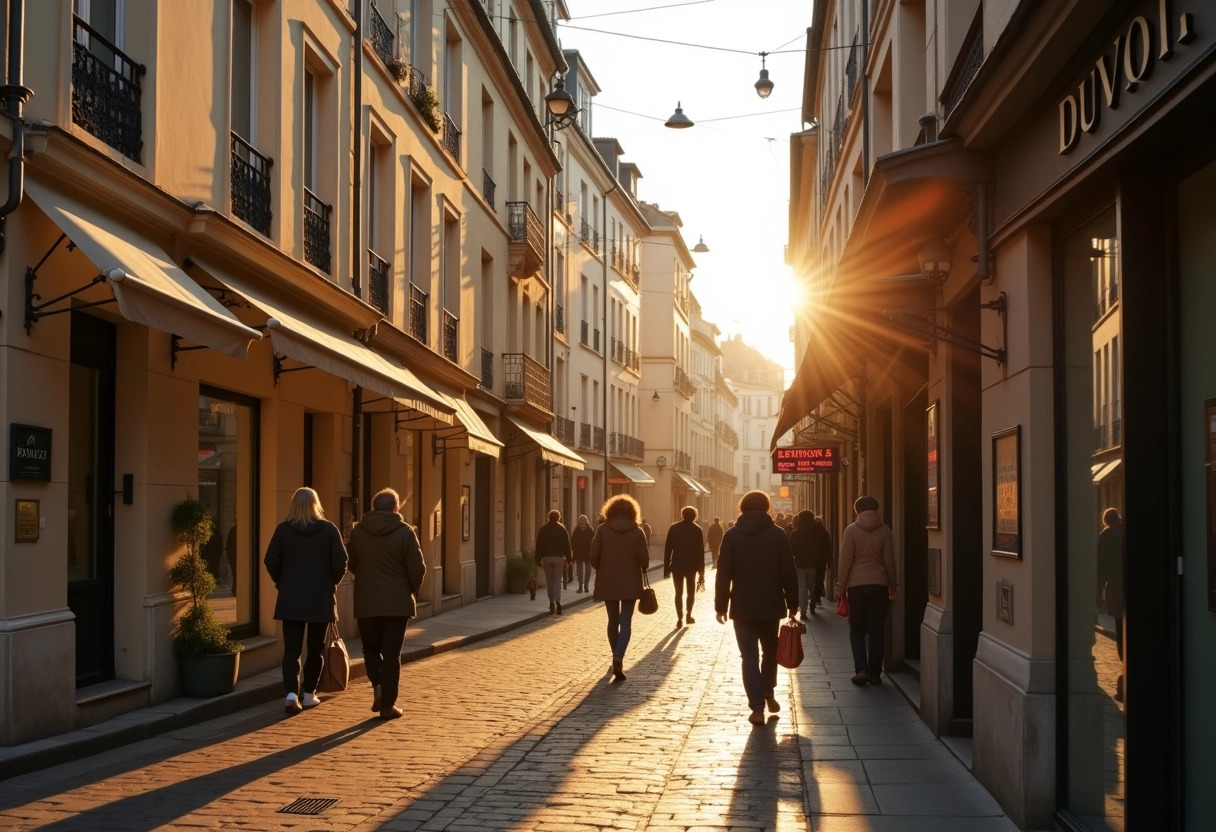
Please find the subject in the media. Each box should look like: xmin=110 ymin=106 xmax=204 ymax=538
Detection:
xmin=505 ymin=415 xmax=585 ymax=470
xmin=610 ymin=462 xmax=655 ymax=486
xmin=1092 ymin=458 xmax=1122 ymax=484
xmin=437 ymin=393 xmax=503 ymax=458
xmin=24 ymin=181 xmax=261 ymax=359
xmin=675 ymin=471 xmax=710 ymax=494
xmin=193 ymin=261 xmax=454 ymax=423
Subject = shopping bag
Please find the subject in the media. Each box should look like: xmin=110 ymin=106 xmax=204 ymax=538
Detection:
xmin=836 ymin=595 xmax=850 ymax=618
xmin=317 ymin=622 xmax=350 ymax=693
xmin=776 ymin=618 xmax=806 ymax=668
xmin=637 ymin=570 xmax=658 ymax=615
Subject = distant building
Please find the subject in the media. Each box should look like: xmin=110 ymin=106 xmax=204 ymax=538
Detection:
xmin=720 ymin=335 xmax=787 ymax=509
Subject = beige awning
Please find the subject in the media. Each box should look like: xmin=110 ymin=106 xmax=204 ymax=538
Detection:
xmin=610 ymin=462 xmax=655 ymax=486
xmin=24 ymin=181 xmax=261 ymax=359
xmin=436 ymin=393 xmax=503 ymax=458
xmin=505 ymin=415 xmax=585 ymax=470
xmin=1092 ymin=458 xmax=1122 ymax=484
xmin=193 ymin=261 xmax=453 ymax=423
xmin=675 ymin=471 xmax=710 ymax=494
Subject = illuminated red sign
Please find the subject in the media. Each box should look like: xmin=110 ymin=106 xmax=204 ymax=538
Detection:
xmin=771 ymin=446 xmax=840 ymax=474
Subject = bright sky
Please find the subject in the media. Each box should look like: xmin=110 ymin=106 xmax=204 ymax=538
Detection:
xmin=558 ymin=0 xmax=808 ymax=381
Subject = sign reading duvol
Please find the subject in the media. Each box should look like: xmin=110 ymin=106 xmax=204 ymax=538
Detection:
xmin=772 ymin=446 xmax=840 ymax=474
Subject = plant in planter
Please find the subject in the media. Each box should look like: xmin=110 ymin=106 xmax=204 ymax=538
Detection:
xmin=385 ymin=55 xmax=410 ymax=84
xmin=409 ymin=83 xmax=442 ymax=133
xmin=506 ymin=549 xmax=536 ymax=598
xmin=169 ymin=497 xmax=243 ymax=697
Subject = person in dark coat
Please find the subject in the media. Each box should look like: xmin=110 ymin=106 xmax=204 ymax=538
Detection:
xmin=640 ymin=518 xmax=653 ymax=547
xmin=348 ymin=488 xmax=426 ymax=720
xmin=707 ymin=517 xmax=724 ymax=569
xmin=571 ymin=514 xmax=595 ymax=593
xmin=789 ymin=511 xmax=833 ymax=616
xmin=264 ymin=487 xmax=348 ymax=716
xmin=835 ymin=496 xmax=898 ymax=686
xmin=813 ymin=516 xmax=830 ymax=604
xmin=535 ymin=509 xmax=573 ymax=615
xmin=715 ymin=490 xmax=799 ymax=725
xmin=664 ymin=506 xmax=706 ymax=626
xmin=1095 ymin=507 xmax=1125 ymax=701
xmin=590 ymin=494 xmax=650 ymax=681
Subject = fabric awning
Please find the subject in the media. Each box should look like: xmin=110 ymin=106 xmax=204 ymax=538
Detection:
xmin=1092 ymin=458 xmax=1122 ymax=484
xmin=609 ymin=462 xmax=655 ymax=486
xmin=193 ymin=261 xmax=453 ymax=423
xmin=436 ymin=393 xmax=503 ymax=458
xmin=24 ymin=181 xmax=261 ymax=359
xmin=504 ymin=415 xmax=585 ymax=470
xmin=674 ymin=471 xmax=710 ymax=494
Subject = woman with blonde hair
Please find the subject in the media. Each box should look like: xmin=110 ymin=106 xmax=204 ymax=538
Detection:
xmin=264 ymin=487 xmax=348 ymax=715
xmin=589 ymin=494 xmax=649 ymax=680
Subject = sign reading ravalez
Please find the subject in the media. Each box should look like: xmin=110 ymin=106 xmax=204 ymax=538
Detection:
xmin=771 ymin=446 xmax=839 ymax=474
xmin=9 ymin=423 xmax=52 ymax=481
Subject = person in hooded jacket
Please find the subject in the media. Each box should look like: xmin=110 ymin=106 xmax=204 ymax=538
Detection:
xmin=571 ymin=514 xmax=595 ymax=593
xmin=664 ymin=506 xmax=706 ymax=626
xmin=589 ymin=494 xmax=650 ymax=681
xmin=788 ymin=510 xmax=832 ymax=617
xmin=835 ymin=496 xmax=899 ymax=686
xmin=264 ymin=487 xmax=348 ymax=716
xmin=715 ymin=490 xmax=799 ymax=725
xmin=348 ymin=488 xmax=426 ymax=719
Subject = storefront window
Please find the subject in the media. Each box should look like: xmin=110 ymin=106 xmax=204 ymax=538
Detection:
xmin=1062 ymin=207 xmax=1124 ymax=830
xmin=198 ymin=388 xmax=258 ymax=636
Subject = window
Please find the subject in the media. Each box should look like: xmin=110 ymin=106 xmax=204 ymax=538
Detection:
xmin=231 ymin=0 xmax=253 ymax=140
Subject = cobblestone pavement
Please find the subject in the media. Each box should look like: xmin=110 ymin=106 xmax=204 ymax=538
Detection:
xmin=0 ymin=573 xmax=1017 ymax=831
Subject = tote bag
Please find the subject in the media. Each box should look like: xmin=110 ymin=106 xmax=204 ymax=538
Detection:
xmin=317 ymin=622 xmax=350 ymax=693
xmin=776 ymin=618 xmax=806 ymax=669
xmin=637 ymin=570 xmax=658 ymax=615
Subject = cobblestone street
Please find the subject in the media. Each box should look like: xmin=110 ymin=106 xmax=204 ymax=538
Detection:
xmin=0 ymin=572 xmax=1015 ymax=831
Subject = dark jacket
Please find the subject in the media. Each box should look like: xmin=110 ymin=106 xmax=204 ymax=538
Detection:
xmin=664 ymin=519 xmax=705 ymax=575
xmin=707 ymin=521 xmax=724 ymax=553
xmin=789 ymin=512 xmax=832 ymax=570
xmin=590 ymin=514 xmax=649 ymax=601
xmin=264 ymin=519 xmax=348 ymax=622
xmin=348 ymin=510 xmax=426 ymax=619
xmin=571 ymin=522 xmax=595 ymax=561
xmin=1096 ymin=521 xmax=1124 ymax=617
xmin=714 ymin=511 xmax=798 ymax=620
xmin=535 ymin=520 xmax=572 ymax=564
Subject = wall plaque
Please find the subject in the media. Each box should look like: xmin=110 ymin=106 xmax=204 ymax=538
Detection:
xmin=9 ymin=424 xmax=52 ymax=481
xmin=997 ymin=579 xmax=1015 ymax=624
xmin=992 ymin=426 xmax=1022 ymax=558
xmin=15 ymin=499 xmax=39 ymax=542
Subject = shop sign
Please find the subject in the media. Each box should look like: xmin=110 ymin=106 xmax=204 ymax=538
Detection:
xmin=1058 ymin=2 xmax=1197 ymax=154
xmin=772 ymin=445 xmax=840 ymax=474
xmin=9 ymin=424 xmax=52 ymax=481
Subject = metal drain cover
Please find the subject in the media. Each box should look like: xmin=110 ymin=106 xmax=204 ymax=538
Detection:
xmin=278 ymin=797 xmax=340 ymax=815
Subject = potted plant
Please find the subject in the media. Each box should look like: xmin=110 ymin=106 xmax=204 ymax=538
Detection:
xmin=506 ymin=549 xmax=536 ymax=598
xmin=409 ymin=83 xmax=443 ymax=133
xmin=385 ymin=55 xmax=410 ymax=84
xmin=169 ymin=496 xmax=243 ymax=697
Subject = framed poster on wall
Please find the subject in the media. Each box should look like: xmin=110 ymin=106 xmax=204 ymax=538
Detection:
xmin=461 ymin=485 xmax=471 ymax=541
xmin=926 ymin=401 xmax=940 ymax=528
xmin=992 ymin=426 xmax=1022 ymax=558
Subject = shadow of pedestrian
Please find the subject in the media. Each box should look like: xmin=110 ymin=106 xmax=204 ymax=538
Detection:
xmin=723 ymin=724 xmax=802 ymax=829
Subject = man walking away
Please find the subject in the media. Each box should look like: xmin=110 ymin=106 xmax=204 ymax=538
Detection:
xmin=535 ymin=509 xmax=573 ymax=615
xmin=788 ymin=510 xmax=823 ymax=617
xmin=707 ymin=517 xmax=724 ymax=569
xmin=664 ymin=506 xmax=706 ymax=626
xmin=571 ymin=514 xmax=595 ymax=592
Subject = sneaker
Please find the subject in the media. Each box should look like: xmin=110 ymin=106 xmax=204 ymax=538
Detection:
xmin=284 ymin=693 xmax=302 ymax=716
xmin=301 ymin=692 xmax=321 ymax=709
xmin=556 ymin=601 xmax=562 ymax=615
xmin=869 ymin=674 xmax=883 ymax=686
xmin=686 ymin=613 xmax=695 ymax=624
xmin=748 ymin=710 xmax=766 ymax=725
xmin=379 ymin=706 xmax=404 ymax=720
xmin=851 ymin=670 xmax=870 ymax=686
xmin=765 ymin=696 xmax=781 ymax=713
xmin=371 ymin=684 xmax=382 ymax=713
xmin=549 ymin=602 xmax=556 ymax=615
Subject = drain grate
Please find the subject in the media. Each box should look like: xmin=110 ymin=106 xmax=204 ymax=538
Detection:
xmin=278 ymin=797 xmax=340 ymax=815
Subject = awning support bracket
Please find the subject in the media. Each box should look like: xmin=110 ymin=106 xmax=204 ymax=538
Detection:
xmin=24 ymin=233 xmax=115 ymax=332
xmin=170 ymin=334 xmax=209 ymax=370
xmin=883 ymin=292 xmax=1007 ymax=365
xmin=273 ymin=353 xmax=315 ymax=385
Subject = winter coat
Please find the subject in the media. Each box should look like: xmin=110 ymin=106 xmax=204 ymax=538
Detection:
xmin=714 ymin=511 xmax=799 ymax=620
xmin=590 ymin=515 xmax=649 ymax=601
xmin=836 ymin=510 xmax=898 ymax=591
xmin=707 ymin=521 xmax=724 ymax=553
xmin=264 ymin=519 xmax=348 ymax=622
xmin=1096 ymin=522 xmax=1125 ymax=617
xmin=535 ymin=520 xmax=573 ymax=564
xmin=789 ymin=514 xmax=832 ymax=570
xmin=664 ymin=519 xmax=706 ymax=575
xmin=348 ymin=510 xmax=426 ymax=619
xmin=571 ymin=522 xmax=595 ymax=561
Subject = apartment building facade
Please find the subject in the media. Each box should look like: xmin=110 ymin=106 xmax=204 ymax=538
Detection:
xmin=690 ymin=302 xmax=737 ymax=524
xmin=721 ymin=335 xmax=788 ymax=513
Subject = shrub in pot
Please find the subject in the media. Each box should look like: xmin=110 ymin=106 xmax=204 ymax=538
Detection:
xmin=170 ymin=497 xmax=243 ymax=697
xmin=506 ymin=550 xmax=536 ymax=597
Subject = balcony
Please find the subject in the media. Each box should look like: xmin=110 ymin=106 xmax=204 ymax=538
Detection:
xmin=580 ymin=217 xmax=593 ymax=246
xmin=443 ymin=310 xmax=458 ymax=362
xmin=503 ymin=353 xmax=550 ymax=410
xmin=368 ymin=2 xmax=394 ymax=66
xmin=507 ymin=201 xmax=544 ymax=278
xmin=480 ymin=347 xmax=494 ymax=390
xmin=555 ymin=304 xmax=565 ymax=334
xmin=230 ymin=132 xmax=273 ymax=236
xmin=409 ymin=284 xmax=428 ymax=344
xmin=482 ymin=169 xmax=496 ymax=209
xmin=715 ymin=419 xmax=739 ymax=448
xmin=368 ymin=250 xmax=390 ymax=314
xmin=579 ymin=422 xmax=592 ymax=450
xmin=593 ymin=328 xmax=601 ymax=352
xmin=610 ymin=432 xmax=645 ymax=460
xmin=942 ymin=5 xmax=984 ymax=118
xmin=554 ymin=416 xmax=575 ymax=445
xmin=580 ymin=319 xmax=589 ymax=347
xmin=675 ymin=366 xmax=694 ymax=398
xmin=442 ymin=112 xmax=461 ymax=159
xmin=699 ymin=465 xmax=738 ymax=488
xmin=611 ymin=337 xmax=624 ymax=365
xmin=674 ymin=450 xmax=692 ymax=473
xmin=593 ymin=427 xmax=605 ymax=452
xmin=303 ymin=188 xmax=332 ymax=274
xmin=72 ymin=16 xmax=144 ymax=162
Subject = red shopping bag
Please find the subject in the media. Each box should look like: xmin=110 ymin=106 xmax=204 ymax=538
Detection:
xmin=776 ymin=618 xmax=806 ymax=669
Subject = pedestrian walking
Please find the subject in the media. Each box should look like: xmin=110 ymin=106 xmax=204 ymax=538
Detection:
xmin=640 ymin=518 xmax=653 ymax=547
xmin=535 ymin=509 xmax=573 ymax=615
xmin=263 ymin=487 xmax=348 ymax=716
xmin=571 ymin=514 xmax=595 ymax=592
xmin=707 ymin=517 xmax=724 ymax=569
xmin=589 ymin=494 xmax=650 ymax=681
xmin=1096 ymin=507 xmax=1125 ymax=702
xmin=348 ymin=488 xmax=426 ymax=720
xmin=835 ymin=496 xmax=899 ymax=686
xmin=814 ymin=516 xmax=829 ymax=604
xmin=788 ymin=510 xmax=831 ymax=617
xmin=715 ymin=490 xmax=799 ymax=725
xmin=664 ymin=506 xmax=706 ymax=627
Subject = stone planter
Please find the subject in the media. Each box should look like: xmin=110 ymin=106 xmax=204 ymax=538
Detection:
xmin=179 ymin=651 xmax=241 ymax=698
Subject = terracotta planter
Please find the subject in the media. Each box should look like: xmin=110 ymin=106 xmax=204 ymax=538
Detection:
xmin=179 ymin=651 xmax=241 ymax=698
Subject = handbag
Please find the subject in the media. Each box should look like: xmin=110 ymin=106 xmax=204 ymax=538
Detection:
xmin=317 ymin=622 xmax=350 ymax=693
xmin=637 ymin=570 xmax=658 ymax=615
xmin=836 ymin=594 xmax=850 ymax=618
xmin=526 ymin=574 xmax=538 ymax=600
xmin=776 ymin=618 xmax=806 ymax=668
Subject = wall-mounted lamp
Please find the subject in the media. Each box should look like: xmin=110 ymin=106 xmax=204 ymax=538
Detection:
xmin=652 ymin=390 xmax=661 ymax=402
xmin=917 ymin=235 xmax=953 ymax=287
xmin=665 ymin=102 xmax=694 ymax=129
xmin=692 ymin=235 xmax=709 ymax=253
xmin=655 ymin=455 xmax=667 ymax=472
xmin=754 ymin=52 xmax=774 ymax=99
xmin=545 ymin=78 xmax=580 ymax=131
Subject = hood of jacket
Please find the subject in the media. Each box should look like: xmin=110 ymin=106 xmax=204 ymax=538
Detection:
xmin=735 ymin=511 xmax=774 ymax=535
xmin=356 ymin=510 xmax=408 ymax=536
xmin=607 ymin=515 xmax=637 ymax=534
xmin=855 ymin=509 xmax=884 ymax=531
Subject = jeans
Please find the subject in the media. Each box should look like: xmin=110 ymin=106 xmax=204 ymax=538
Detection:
xmin=847 ymin=585 xmax=891 ymax=676
xmin=671 ymin=571 xmax=697 ymax=618
xmin=732 ymin=619 xmax=780 ymax=711
xmin=795 ymin=567 xmax=818 ymax=617
xmin=604 ymin=599 xmax=637 ymax=659
xmin=542 ymin=557 xmax=565 ymax=604
xmin=281 ymin=619 xmax=327 ymax=696
xmin=358 ymin=616 xmax=408 ymax=710
xmin=575 ymin=559 xmax=593 ymax=587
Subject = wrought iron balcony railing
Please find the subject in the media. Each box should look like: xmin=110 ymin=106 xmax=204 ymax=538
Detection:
xmin=443 ymin=310 xmax=458 ymax=362
xmin=480 ymin=347 xmax=494 ymax=390
xmin=554 ymin=416 xmax=575 ymax=445
xmin=578 ymin=422 xmax=592 ymax=450
xmin=303 ymin=188 xmax=332 ymax=274
xmin=942 ymin=5 xmax=984 ymax=119
xmin=555 ymin=304 xmax=565 ymax=334
xmin=699 ymin=465 xmax=737 ymax=487
xmin=230 ymin=132 xmax=272 ymax=236
xmin=580 ymin=217 xmax=593 ymax=245
xmin=442 ymin=112 xmax=461 ymax=159
xmin=368 ymin=1 xmax=394 ymax=66
xmin=503 ymin=352 xmax=550 ymax=409
xmin=368 ymin=250 xmax=390 ymax=314
xmin=715 ymin=419 xmax=739 ymax=447
xmin=609 ymin=432 xmax=645 ymax=460
xmin=482 ymin=169 xmax=496 ymax=209
xmin=580 ymin=319 xmax=589 ymax=346
xmin=506 ymin=201 xmax=544 ymax=277
xmin=593 ymin=427 xmax=605 ymax=452
xmin=72 ymin=16 xmax=145 ymax=162
xmin=675 ymin=366 xmax=694 ymax=398
xmin=409 ymin=284 xmax=428 ymax=344
xmin=674 ymin=451 xmax=692 ymax=473
xmin=593 ymin=328 xmax=601 ymax=352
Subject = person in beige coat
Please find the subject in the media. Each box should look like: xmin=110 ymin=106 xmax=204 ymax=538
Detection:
xmin=348 ymin=488 xmax=426 ymax=719
xmin=835 ymin=495 xmax=898 ymax=686
xmin=589 ymin=494 xmax=649 ymax=681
